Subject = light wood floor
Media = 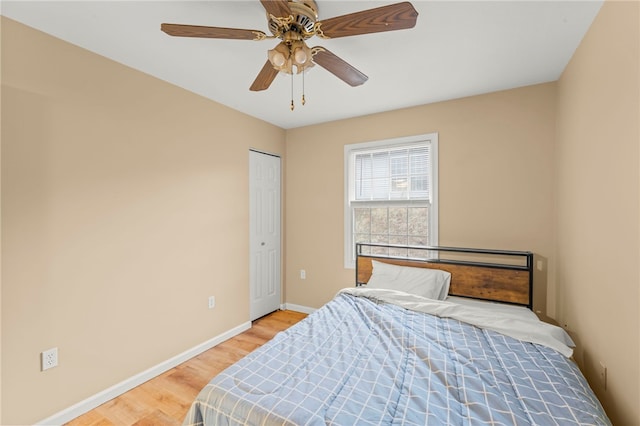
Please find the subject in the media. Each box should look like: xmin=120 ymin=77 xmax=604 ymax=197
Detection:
xmin=65 ymin=310 xmax=308 ymax=426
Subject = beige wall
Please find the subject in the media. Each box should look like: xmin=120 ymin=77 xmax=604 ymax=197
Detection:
xmin=0 ymin=15 xmax=3 ymax=424
xmin=285 ymin=83 xmax=557 ymax=313
xmin=555 ymin=1 xmax=639 ymax=424
xmin=1 ymin=17 xmax=285 ymax=425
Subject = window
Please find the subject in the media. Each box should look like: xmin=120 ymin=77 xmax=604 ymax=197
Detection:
xmin=344 ymin=133 xmax=438 ymax=268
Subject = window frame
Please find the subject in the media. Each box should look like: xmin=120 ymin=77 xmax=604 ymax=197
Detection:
xmin=343 ymin=133 xmax=439 ymax=269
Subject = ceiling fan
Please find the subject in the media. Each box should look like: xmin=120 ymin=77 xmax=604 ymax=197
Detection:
xmin=161 ymin=1 xmax=418 ymax=108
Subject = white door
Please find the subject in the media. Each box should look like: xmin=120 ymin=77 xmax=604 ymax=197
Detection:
xmin=249 ymin=150 xmax=281 ymax=320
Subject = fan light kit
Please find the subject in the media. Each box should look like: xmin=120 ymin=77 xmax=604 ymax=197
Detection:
xmin=161 ymin=1 xmax=418 ymax=110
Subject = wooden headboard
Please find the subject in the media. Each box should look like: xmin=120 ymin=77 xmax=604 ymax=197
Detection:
xmin=356 ymin=243 xmax=534 ymax=309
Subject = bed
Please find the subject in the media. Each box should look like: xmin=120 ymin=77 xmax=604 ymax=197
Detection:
xmin=183 ymin=244 xmax=610 ymax=425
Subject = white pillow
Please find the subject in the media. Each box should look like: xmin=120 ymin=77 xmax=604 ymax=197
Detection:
xmin=366 ymin=260 xmax=451 ymax=300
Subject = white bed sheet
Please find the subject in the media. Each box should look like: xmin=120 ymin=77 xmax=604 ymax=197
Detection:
xmin=446 ymin=295 xmax=540 ymax=320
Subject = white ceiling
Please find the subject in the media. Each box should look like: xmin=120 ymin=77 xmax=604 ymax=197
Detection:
xmin=1 ymin=1 xmax=603 ymax=129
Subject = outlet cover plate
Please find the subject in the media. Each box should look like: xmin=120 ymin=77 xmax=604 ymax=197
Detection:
xmin=42 ymin=347 xmax=58 ymax=371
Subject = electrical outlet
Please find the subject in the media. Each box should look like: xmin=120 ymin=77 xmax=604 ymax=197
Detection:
xmin=41 ymin=347 xmax=58 ymax=371
xmin=599 ymin=362 xmax=607 ymax=390
xmin=208 ymin=296 xmax=215 ymax=309
xmin=300 ymin=269 xmax=306 ymax=279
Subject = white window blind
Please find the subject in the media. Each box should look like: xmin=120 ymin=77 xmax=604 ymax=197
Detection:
xmin=354 ymin=145 xmax=430 ymax=201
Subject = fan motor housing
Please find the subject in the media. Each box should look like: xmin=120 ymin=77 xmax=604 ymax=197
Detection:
xmin=267 ymin=0 xmax=319 ymax=40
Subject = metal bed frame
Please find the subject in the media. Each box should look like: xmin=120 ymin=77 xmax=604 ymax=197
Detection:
xmin=355 ymin=243 xmax=534 ymax=309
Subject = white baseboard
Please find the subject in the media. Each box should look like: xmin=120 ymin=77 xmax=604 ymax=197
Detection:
xmin=282 ymin=303 xmax=316 ymax=315
xmin=36 ymin=321 xmax=252 ymax=426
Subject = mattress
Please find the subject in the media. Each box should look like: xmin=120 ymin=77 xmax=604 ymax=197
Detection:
xmin=183 ymin=288 xmax=610 ymax=425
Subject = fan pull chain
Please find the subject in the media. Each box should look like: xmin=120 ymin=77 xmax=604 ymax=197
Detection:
xmin=301 ymin=70 xmax=306 ymax=106
xmin=290 ymin=73 xmax=294 ymax=111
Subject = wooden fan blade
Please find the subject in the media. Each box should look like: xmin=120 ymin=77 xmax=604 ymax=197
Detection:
xmin=312 ymin=48 xmax=368 ymax=87
xmin=161 ymin=23 xmax=266 ymax=40
xmin=260 ymin=0 xmax=292 ymax=18
xmin=318 ymin=2 xmax=418 ymax=39
xmin=250 ymin=60 xmax=279 ymax=91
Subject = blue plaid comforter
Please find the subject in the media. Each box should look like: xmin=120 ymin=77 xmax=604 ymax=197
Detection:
xmin=183 ymin=291 xmax=610 ymax=425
